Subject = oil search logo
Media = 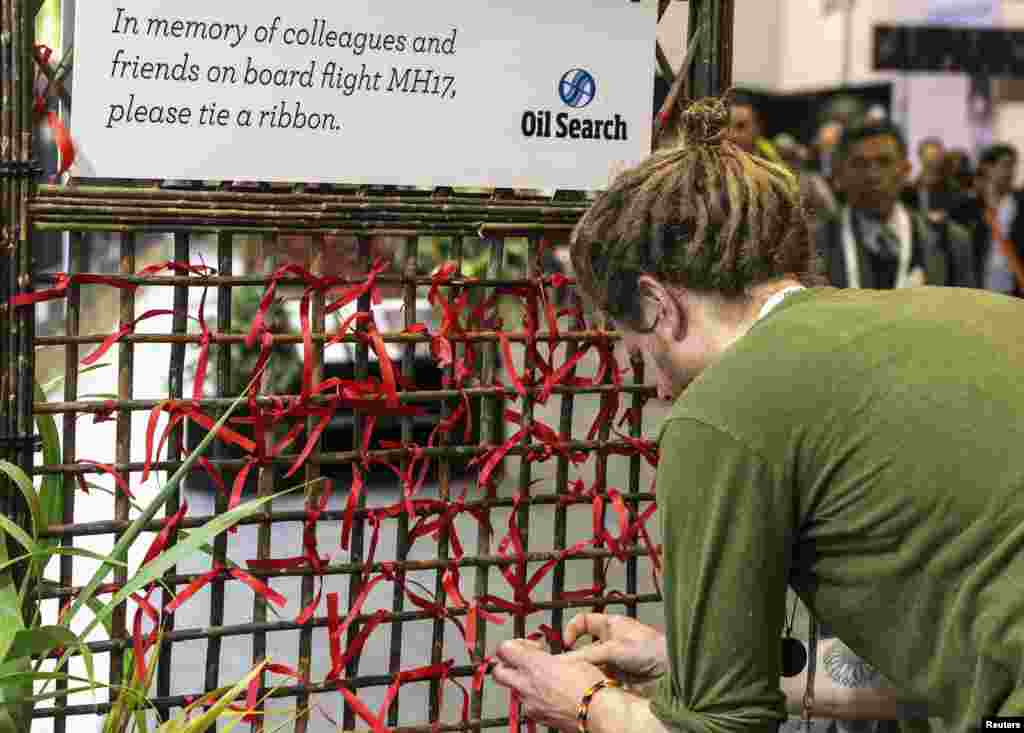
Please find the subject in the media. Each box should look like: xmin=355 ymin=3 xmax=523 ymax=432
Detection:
xmin=521 ymin=69 xmax=627 ymax=141
xmin=559 ymin=69 xmax=597 ymax=108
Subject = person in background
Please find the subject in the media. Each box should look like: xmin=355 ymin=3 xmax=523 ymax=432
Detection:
xmin=817 ymin=122 xmax=974 ymax=289
xmin=773 ymin=132 xmax=807 ymax=171
xmin=813 ymin=120 xmax=845 ymax=183
xmin=949 ymin=149 xmax=994 ymax=287
xmin=902 ymin=137 xmax=958 ymax=223
xmin=775 ymin=132 xmax=838 ymax=228
xmin=726 ymin=91 xmax=783 ymax=164
xmin=945 ymin=148 xmax=974 ymax=195
xmin=973 ymin=144 xmax=1024 ymax=295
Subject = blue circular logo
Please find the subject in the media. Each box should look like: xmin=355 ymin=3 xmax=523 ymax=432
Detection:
xmin=559 ymin=69 xmax=597 ymax=109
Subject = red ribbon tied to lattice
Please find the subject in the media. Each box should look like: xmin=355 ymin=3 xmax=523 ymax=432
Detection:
xmin=23 ymin=250 xmax=661 ymax=731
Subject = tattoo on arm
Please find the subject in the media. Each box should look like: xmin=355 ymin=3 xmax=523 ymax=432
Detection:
xmin=822 ymin=641 xmax=932 ymax=717
xmin=822 ymin=642 xmax=883 ymax=688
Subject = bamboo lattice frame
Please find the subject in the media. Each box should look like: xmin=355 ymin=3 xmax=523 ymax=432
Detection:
xmin=1 ymin=1 xmax=733 ymax=731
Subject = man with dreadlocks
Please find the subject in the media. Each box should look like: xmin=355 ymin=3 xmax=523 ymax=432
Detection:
xmin=491 ymin=96 xmax=1024 ymax=733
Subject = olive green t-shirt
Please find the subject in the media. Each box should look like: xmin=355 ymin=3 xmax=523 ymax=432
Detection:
xmin=649 ymin=287 xmax=1024 ymax=733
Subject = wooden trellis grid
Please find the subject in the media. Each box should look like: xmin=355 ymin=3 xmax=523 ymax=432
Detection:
xmin=1 ymin=1 xmax=734 ymax=731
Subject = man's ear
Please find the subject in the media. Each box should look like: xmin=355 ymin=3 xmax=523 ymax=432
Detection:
xmin=637 ymin=275 xmax=686 ymax=341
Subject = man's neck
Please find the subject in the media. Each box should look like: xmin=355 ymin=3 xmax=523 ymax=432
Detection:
xmin=718 ymin=278 xmax=806 ymax=350
xmin=747 ymin=278 xmax=806 ymax=319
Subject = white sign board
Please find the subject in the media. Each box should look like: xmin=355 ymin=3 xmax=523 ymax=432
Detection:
xmin=72 ymin=1 xmax=656 ymax=190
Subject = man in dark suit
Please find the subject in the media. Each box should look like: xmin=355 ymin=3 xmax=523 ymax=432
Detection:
xmin=901 ymin=137 xmax=959 ymax=220
xmin=818 ymin=123 xmax=975 ymax=289
xmin=981 ymin=144 xmax=1024 ymax=295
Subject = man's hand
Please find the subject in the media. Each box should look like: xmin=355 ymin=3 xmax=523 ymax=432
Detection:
xmin=491 ymin=640 xmax=607 ymax=732
xmin=561 ymin=613 xmax=668 ymax=684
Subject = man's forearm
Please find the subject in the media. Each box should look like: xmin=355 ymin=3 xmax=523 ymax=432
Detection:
xmin=588 ymin=688 xmax=789 ymax=733
xmin=623 ymin=679 xmax=662 ymax=701
xmin=588 ymin=687 xmax=670 ymax=733
xmin=779 ymin=640 xmax=929 ymax=721
xmin=587 ymin=650 xmax=928 ymax=728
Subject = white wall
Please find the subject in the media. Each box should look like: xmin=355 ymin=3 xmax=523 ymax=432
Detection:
xmin=662 ymin=0 xmax=918 ymax=93
xmin=658 ymin=0 xmax=784 ymax=91
xmin=657 ymin=2 xmax=689 ymax=75
xmin=732 ymin=0 xmax=783 ymax=90
xmin=724 ymin=0 xmax=1002 ymax=175
xmin=660 ymin=0 xmax=1007 ymax=174
xmin=774 ymin=0 xmax=932 ymax=92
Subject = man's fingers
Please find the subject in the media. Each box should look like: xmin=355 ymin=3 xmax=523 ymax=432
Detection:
xmin=564 ymin=613 xmax=612 ymax=648
xmin=496 ymin=639 xmax=547 ymax=668
xmin=560 ymin=642 xmax=617 ymax=668
xmin=491 ymin=662 xmax=528 ymax=691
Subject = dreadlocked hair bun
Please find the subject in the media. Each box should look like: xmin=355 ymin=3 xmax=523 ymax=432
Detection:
xmin=570 ymin=95 xmax=824 ymax=328
xmin=679 ymin=97 xmax=730 ymax=148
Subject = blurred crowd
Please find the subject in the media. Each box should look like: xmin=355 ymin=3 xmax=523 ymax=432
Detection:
xmin=725 ymin=92 xmax=1024 ymax=296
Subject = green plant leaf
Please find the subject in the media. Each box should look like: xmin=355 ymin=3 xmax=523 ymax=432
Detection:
xmin=265 ymin=710 xmax=304 ymax=733
xmin=5 ymin=625 xmax=78 ymax=661
xmin=0 ymin=510 xmax=39 ymax=613
xmin=62 ymin=385 xmax=252 ymax=628
xmin=0 ymin=461 xmax=41 ymax=538
xmin=2 ymin=622 xmax=97 ymax=707
xmin=0 ymin=535 xmax=25 ymax=667
xmin=0 ymin=711 xmax=19 ymax=733
xmin=160 ymin=661 xmax=266 ymax=733
xmin=82 ymin=486 xmax=294 ymax=640
xmin=79 ymin=641 xmax=98 ymax=711
xmin=31 ymin=581 xmax=116 ymax=639
xmin=1 ymin=683 xmax=98 ymax=705
xmin=0 ymin=657 xmax=30 ymax=733
xmin=40 ymin=362 xmax=111 ymax=393
xmin=0 ymin=515 xmax=34 ymax=556
xmin=83 ymin=596 xmax=115 ymax=639
xmin=0 ymin=670 xmax=98 ymax=687
xmin=38 ymin=382 xmax=265 ymax=705
xmin=133 ymin=708 xmax=149 ymax=733
xmin=0 ymin=547 xmax=128 ymax=576
xmin=38 ymin=627 xmax=99 ymax=706
xmin=105 ymin=632 xmax=160 ymax=733
xmin=34 ymin=376 xmax=64 ymax=565
xmin=218 ymin=686 xmax=300 ymax=733
xmin=0 ymin=513 xmax=28 ymax=733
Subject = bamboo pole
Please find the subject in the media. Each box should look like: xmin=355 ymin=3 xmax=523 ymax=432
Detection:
xmin=32 ymin=194 xmax=587 ymax=214
xmin=39 ymin=557 xmax=657 ymax=605
xmin=32 ymin=272 xmax=544 ymax=288
xmin=11 ymin=0 xmax=36 ymax=611
xmin=37 ymin=183 xmax=592 ymax=206
xmin=33 ymin=437 xmax=647 ymax=480
xmin=38 ymin=490 xmax=657 ymax=542
xmin=32 ymin=222 xmax=577 ymax=236
xmin=35 ymin=382 xmax=654 ymax=415
xmin=29 ymin=205 xmax=582 ymax=225
xmin=34 ymin=329 xmax=624 ymax=348
xmin=1 ymin=0 xmax=14 ymax=539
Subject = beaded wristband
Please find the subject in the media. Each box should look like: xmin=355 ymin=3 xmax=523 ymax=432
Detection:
xmin=575 ymin=678 xmax=622 ymax=733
